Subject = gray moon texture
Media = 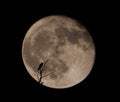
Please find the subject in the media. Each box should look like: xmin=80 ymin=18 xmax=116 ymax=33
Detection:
xmin=22 ymin=15 xmax=95 ymax=89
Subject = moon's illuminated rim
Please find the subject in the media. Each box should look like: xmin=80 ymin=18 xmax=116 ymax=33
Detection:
xmin=22 ymin=15 xmax=96 ymax=89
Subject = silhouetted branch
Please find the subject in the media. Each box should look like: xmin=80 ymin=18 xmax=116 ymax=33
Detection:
xmin=42 ymin=66 xmax=48 ymax=71
xmin=42 ymin=72 xmax=52 ymax=78
xmin=42 ymin=59 xmax=49 ymax=71
xmin=37 ymin=59 xmax=51 ymax=84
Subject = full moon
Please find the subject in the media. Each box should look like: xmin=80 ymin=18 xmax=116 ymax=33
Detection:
xmin=22 ymin=15 xmax=95 ymax=89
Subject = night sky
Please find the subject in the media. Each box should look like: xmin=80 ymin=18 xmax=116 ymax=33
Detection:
xmin=13 ymin=5 xmax=105 ymax=100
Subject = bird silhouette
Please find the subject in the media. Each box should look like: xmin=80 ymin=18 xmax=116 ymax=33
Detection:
xmin=37 ymin=59 xmax=50 ymax=84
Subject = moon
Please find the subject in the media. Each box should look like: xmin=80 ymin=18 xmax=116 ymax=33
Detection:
xmin=22 ymin=15 xmax=95 ymax=89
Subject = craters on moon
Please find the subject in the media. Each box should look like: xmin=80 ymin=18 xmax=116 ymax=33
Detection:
xmin=54 ymin=26 xmax=94 ymax=52
xmin=22 ymin=15 xmax=95 ymax=89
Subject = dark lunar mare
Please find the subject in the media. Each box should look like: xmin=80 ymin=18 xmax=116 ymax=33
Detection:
xmin=55 ymin=27 xmax=82 ymax=45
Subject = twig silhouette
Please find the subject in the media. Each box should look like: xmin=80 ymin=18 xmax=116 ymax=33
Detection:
xmin=37 ymin=59 xmax=51 ymax=84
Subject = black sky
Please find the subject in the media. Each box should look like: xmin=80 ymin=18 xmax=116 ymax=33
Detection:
xmin=13 ymin=5 xmax=105 ymax=100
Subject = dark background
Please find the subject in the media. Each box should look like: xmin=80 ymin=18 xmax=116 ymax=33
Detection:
xmin=12 ymin=4 xmax=105 ymax=100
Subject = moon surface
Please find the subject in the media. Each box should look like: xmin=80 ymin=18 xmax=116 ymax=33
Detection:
xmin=22 ymin=15 xmax=95 ymax=89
